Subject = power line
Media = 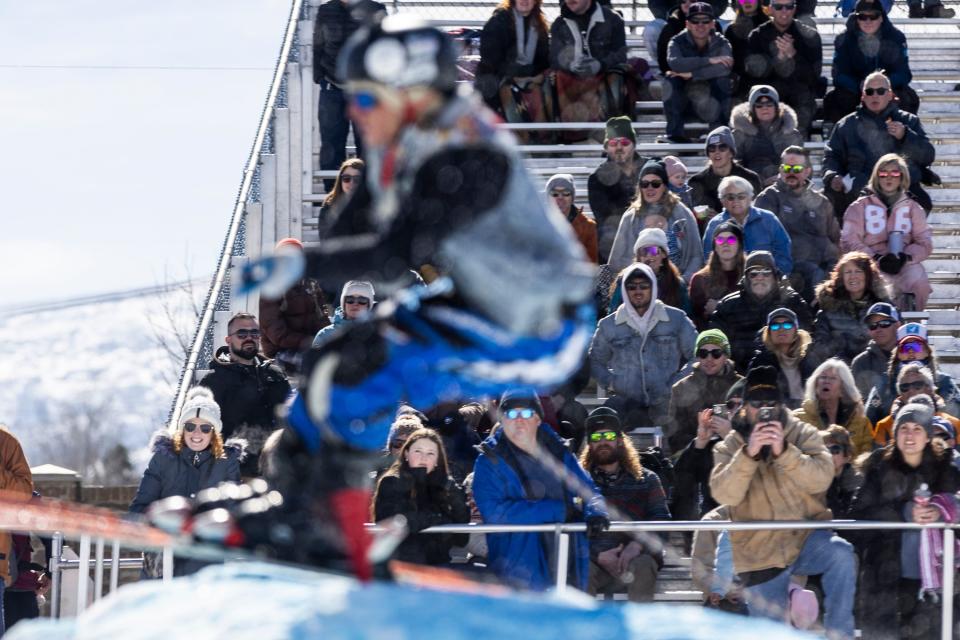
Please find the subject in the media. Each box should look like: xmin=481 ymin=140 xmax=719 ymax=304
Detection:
xmin=0 ymin=63 xmax=271 ymax=72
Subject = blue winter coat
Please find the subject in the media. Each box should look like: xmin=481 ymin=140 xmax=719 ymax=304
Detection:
xmin=129 ymin=432 xmax=246 ymax=514
xmin=472 ymin=425 xmax=608 ymax=591
xmin=702 ymin=206 xmax=793 ymax=274
xmin=312 ymin=306 xmax=348 ymax=348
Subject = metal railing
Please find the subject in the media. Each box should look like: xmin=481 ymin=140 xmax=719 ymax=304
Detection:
xmin=417 ymin=519 xmax=958 ymax=640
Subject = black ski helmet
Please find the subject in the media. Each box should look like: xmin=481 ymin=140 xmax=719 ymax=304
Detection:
xmin=338 ymin=15 xmax=459 ymax=96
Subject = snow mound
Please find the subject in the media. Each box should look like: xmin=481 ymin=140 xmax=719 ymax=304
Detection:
xmin=8 ymin=562 xmax=815 ymax=640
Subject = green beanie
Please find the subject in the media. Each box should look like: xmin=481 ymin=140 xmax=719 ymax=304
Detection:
xmin=604 ymin=116 xmax=636 ymax=144
xmin=695 ymin=329 xmax=731 ymax=356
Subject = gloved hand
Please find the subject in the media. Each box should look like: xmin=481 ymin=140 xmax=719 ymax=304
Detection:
xmin=409 ymin=467 xmax=430 ymax=486
xmin=877 ymin=252 xmax=906 ymax=275
xmin=585 ymin=514 xmax=611 ymax=539
xmin=574 ymin=57 xmax=602 ymax=77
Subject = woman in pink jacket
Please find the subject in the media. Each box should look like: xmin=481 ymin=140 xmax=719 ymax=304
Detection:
xmin=840 ymin=153 xmax=933 ymax=310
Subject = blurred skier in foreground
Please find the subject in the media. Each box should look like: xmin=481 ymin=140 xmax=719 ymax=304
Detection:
xmin=159 ymin=15 xmax=598 ymax=580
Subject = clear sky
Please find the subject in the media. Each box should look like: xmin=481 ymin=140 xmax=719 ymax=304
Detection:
xmin=0 ymin=0 xmax=291 ymax=305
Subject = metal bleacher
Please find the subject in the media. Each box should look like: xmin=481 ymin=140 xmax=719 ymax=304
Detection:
xmin=180 ymin=0 xmax=960 ymax=607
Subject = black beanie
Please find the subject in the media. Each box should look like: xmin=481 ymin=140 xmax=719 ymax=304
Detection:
xmin=743 ymin=366 xmax=783 ymax=404
xmin=499 ymin=388 xmax=545 ymax=419
xmin=639 ymin=159 xmax=669 ymax=184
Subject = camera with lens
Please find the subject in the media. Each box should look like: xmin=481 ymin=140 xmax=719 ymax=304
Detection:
xmin=712 ymin=403 xmax=728 ymax=418
xmin=757 ymin=407 xmax=777 ymax=423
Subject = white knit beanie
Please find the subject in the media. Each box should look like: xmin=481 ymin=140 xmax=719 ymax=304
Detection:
xmin=340 ymin=280 xmax=375 ymax=308
xmin=633 ymin=227 xmax=669 ymax=254
xmin=179 ymin=387 xmax=223 ymax=434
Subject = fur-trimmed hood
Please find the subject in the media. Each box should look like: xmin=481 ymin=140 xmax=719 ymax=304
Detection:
xmin=148 ymin=430 xmax=249 ymax=462
xmin=814 ymin=280 xmax=890 ymax=316
xmin=730 ymin=101 xmax=798 ymax=137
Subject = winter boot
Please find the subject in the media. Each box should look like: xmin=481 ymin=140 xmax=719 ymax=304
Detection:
xmin=926 ymin=3 xmax=956 ymax=17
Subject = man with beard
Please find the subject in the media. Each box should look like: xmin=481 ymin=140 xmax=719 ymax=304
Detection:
xmin=850 ymin=302 xmax=901 ymax=400
xmin=200 ymin=312 xmax=291 ymax=476
xmin=578 ymin=407 xmax=670 ymax=602
xmin=588 ymin=117 xmax=649 ymax=263
xmin=710 ymin=366 xmax=855 ymax=638
xmin=688 ymin=127 xmax=762 ymax=228
xmin=708 ymin=250 xmax=811 ymax=372
xmin=755 ymin=146 xmax=840 ymax=302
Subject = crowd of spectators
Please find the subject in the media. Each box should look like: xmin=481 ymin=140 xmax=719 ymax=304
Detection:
xmin=119 ymin=2 xmax=960 ymax=637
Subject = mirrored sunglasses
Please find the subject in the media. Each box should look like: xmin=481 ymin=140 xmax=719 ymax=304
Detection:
xmin=780 ymin=164 xmax=805 ymax=174
xmin=505 ymin=407 xmax=536 ymax=420
xmin=714 ymin=235 xmax=738 ymax=246
xmin=606 ymin=137 xmax=633 ymax=148
xmin=589 ymin=430 xmax=619 ymax=442
xmin=900 ymin=341 xmax=926 ymax=354
xmin=641 ymin=246 xmax=662 ymax=257
xmin=769 ymin=321 xmax=795 ymax=331
xmin=877 ymin=169 xmax=901 ymax=178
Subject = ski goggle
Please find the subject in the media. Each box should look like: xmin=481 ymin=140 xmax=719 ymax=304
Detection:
xmin=769 ymin=321 xmax=795 ymax=331
xmin=780 ymin=164 xmax=805 ymax=174
xmin=589 ymin=430 xmax=619 ymax=442
xmin=714 ymin=235 xmax=738 ymax=246
xmin=504 ymin=408 xmax=536 ymax=420
xmin=183 ymin=422 xmax=213 ymax=434
xmin=898 ymin=380 xmax=928 ymax=393
xmin=900 ymin=341 xmax=926 ymax=354
xmin=696 ymin=348 xmax=725 ymax=359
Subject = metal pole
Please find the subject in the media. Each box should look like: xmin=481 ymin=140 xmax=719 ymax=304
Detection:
xmin=162 ymin=546 xmax=174 ymax=582
xmin=554 ymin=527 xmax=569 ymax=594
xmin=76 ymin=536 xmax=90 ymax=614
xmin=93 ymin=538 xmax=104 ymax=601
xmin=109 ymin=540 xmax=120 ymax=595
xmin=942 ymin=526 xmax=955 ymax=640
xmin=50 ymin=533 xmax=63 ymax=619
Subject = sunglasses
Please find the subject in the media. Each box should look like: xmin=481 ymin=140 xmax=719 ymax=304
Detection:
xmin=349 ymin=90 xmax=380 ymax=111
xmin=747 ymin=268 xmax=773 ymax=278
xmin=707 ymin=143 xmax=730 ymax=153
xmin=697 ymin=348 xmax=725 ymax=359
xmin=771 ymin=2 xmax=796 ymax=9
xmin=688 ymin=17 xmax=713 ymax=24
xmin=625 ymin=282 xmax=652 ymax=291
xmin=747 ymin=400 xmax=779 ymax=409
xmin=726 ymin=399 xmax=740 ymax=410
xmin=898 ymin=380 xmax=928 ymax=393
xmin=639 ymin=180 xmax=664 ymax=189
xmin=230 ymin=329 xmax=260 ymax=339
xmin=184 ymin=422 xmax=213 ymax=434
xmin=343 ymin=296 xmax=370 ymax=305
xmin=640 ymin=246 xmax=661 ymax=257
xmin=550 ymin=190 xmax=572 ymax=198
xmin=589 ymin=430 xmax=619 ymax=442
xmin=606 ymin=137 xmax=633 ymax=148
xmin=722 ymin=192 xmax=748 ymax=202
xmin=856 ymin=12 xmax=881 ymax=20
xmin=867 ymin=319 xmax=896 ymax=330
xmin=714 ymin=235 xmax=738 ymax=246
xmin=780 ymin=164 xmax=805 ymax=174
xmin=864 ymin=87 xmax=888 ymax=96
xmin=877 ymin=169 xmax=901 ymax=178
xmin=754 ymin=99 xmax=777 ymax=108
xmin=827 ymin=444 xmax=846 ymax=455
xmin=340 ymin=174 xmax=362 ymax=184
xmin=505 ymin=407 xmax=537 ymax=420
xmin=900 ymin=341 xmax=926 ymax=354
xmin=769 ymin=321 xmax=795 ymax=331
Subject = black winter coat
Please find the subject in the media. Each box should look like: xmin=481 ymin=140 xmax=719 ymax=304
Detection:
xmin=312 ymin=0 xmax=386 ymax=86
xmin=708 ymin=282 xmax=813 ymax=372
xmin=748 ymin=346 xmax=819 ymax=409
xmin=848 ymin=448 xmax=960 ymax=639
xmin=476 ymin=8 xmax=550 ymax=108
xmin=744 ymin=20 xmax=823 ymax=89
xmin=129 ymin=432 xmax=246 ymax=514
xmin=831 ymin=7 xmax=911 ymax=94
xmin=200 ymin=348 xmax=291 ymax=440
xmin=809 ymin=288 xmax=891 ymax=364
xmin=373 ymin=468 xmax=470 ymax=566
xmin=587 ymin=153 xmax=648 ymax=262
xmin=649 ymin=0 xmax=729 ymax=21
xmin=549 ymin=1 xmax=627 ymax=73
xmin=723 ymin=12 xmax=769 ymax=87
xmin=688 ymin=162 xmax=763 ymax=215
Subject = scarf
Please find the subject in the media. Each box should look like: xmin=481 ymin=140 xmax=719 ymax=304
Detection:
xmin=918 ymin=492 xmax=960 ymax=598
xmin=513 ymin=10 xmax=539 ymax=67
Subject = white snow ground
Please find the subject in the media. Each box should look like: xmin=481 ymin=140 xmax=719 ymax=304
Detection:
xmin=6 ymin=562 xmax=815 ymax=640
xmin=0 ymin=285 xmax=204 ymax=475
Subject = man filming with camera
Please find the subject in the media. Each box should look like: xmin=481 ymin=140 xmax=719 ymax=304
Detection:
xmin=710 ymin=366 xmax=856 ymax=640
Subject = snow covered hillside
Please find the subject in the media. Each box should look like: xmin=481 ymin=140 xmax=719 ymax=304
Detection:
xmin=0 ymin=283 xmax=205 ymax=478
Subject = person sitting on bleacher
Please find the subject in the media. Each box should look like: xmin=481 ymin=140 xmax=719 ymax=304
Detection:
xmin=588 ymin=117 xmax=650 ymax=263
xmin=647 ymin=0 xmax=729 ymax=71
xmin=709 ymin=251 xmax=811 ymax=371
xmin=312 ymin=280 xmax=376 ymax=347
xmin=589 ymin=263 xmax=697 ymax=430
xmin=688 ymin=219 xmax=745 ymax=330
xmin=742 ymin=0 xmax=823 ymax=133
xmin=839 ymin=153 xmax=933 ymax=310
xmin=793 ymin=358 xmax=875 ymax=455
xmin=824 ymin=71 xmax=936 ymax=217
xmin=318 ymin=159 xmax=365 ymax=237
xmin=754 ymin=145 xmax=837 ymax=302
xmin=607 ymin=159 xmax=702 ymax=279
xmin=475 ymin=0 xmax=553 ymax=141
xmin=851 ymin=301 xmax=902 ymax=400
xmin=688 ymin=127 xmax=762 ymax=224
xmin=607 ymin=228 xmax=694 ymax=313
xmin=730 ymin=87 xmax=804 ymax=187
xmin=724 ymin=0 xmax=770 ymax=103
xmin=701 ymin=175 xmax=792 ymax=275
xmin=550 ymin=0 xmax=628 ymax=126
xmin=579 ymin=408 xmax=670 ymax=603
xmin=663 ymin=3 xmax=734 ymax=145
xmin=656 ymin=0 xmax=710 ymax=77
xmin=710 ymin=365 xmax=856 ymax=638
xmin=747 ymin=308 xmax=819 ymax=409
xmin=822 ymin=1 xmax=918 ymax=127
xmin=546 ymin=173 xmax=599 ymax=262
xmin=865 ymin=326 xmax=960 ymax=429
